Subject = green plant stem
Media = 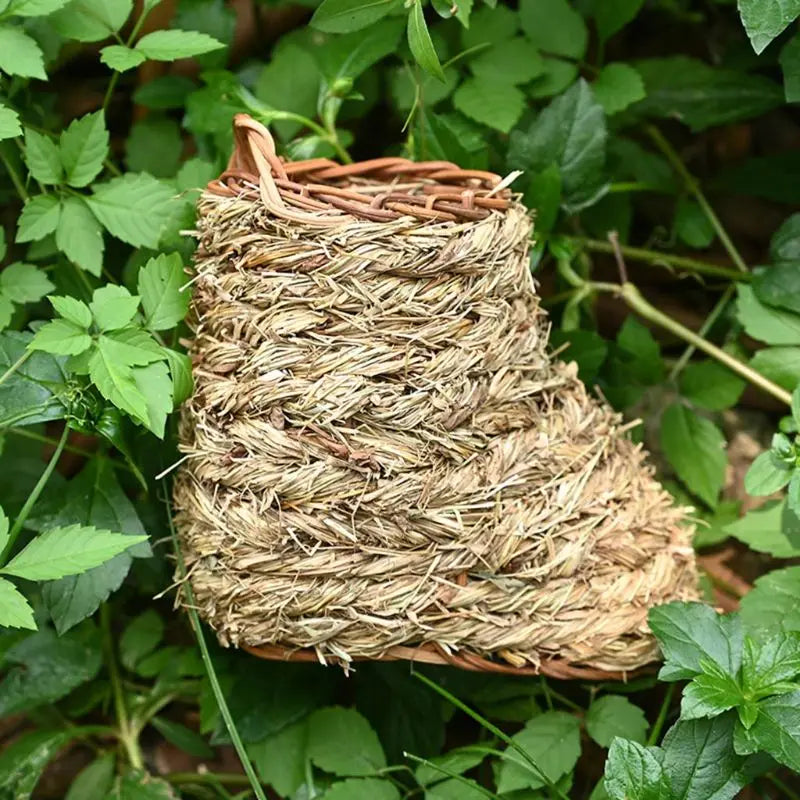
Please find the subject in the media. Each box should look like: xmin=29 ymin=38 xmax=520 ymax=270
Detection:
xmin=646 ymin=125 xmax=747 ymax=274
xmin=610 ymin=282 xmax=791 ymax=406
xmin=647 ymin=684 xmax=675 ymax=746
xmin=0 ymin=423 xmax=69 ymax=564
xmin=766 ymin=773 xmax=800 ymax=800
xmin=0 ymin=147 xmax=28 ymax=201
xmin=571 ymin=238 xmax=749 ymax=283
xmin=0 ymin=348 xmax=32 ymax=388
xmin=167 ymin=773 xmax=253 ymax=787
xmin=404 ymin=753 xmax=502 ymax=800
xmin=101 ymin=603 xmax=145 ymax=770
xmin=413 ymin=672 xmax=571 ymax=800
xmin=164 ymin=481 xmax=268 ymax=800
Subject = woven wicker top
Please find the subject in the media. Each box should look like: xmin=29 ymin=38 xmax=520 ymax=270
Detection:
xmin=207 ymin=114 xmax=514 ymax=224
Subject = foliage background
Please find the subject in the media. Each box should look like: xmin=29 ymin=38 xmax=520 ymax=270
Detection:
xmin=1 ymin=0 xmax=800 ymax=797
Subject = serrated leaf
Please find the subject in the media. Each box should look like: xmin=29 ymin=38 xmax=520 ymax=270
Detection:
xmin=0 ymin=103 xmax=21 ymax=140
xmin=742 ymin=633 xmax=800 ymax=696
xmin=50 ymin=295 xmax=92 ymax=328
xmin=7 ymin=0 xmax=70 ymax=15
xmin=59 ymin=111 xmax=109 ymax=187
xmin=519 ymin=0 xmax=587 ymax=59
xmin=586 ymin=695 xmax=649 ymax=747
xmin=107 ymin=769 xmax=178 ymax=799
xmin=594 ymin=0 xmax=646 ymax=42
xmin=744 ymin=451 xmax=792 ymax=496
xmin=0 ymin=729 xmax=74 ymax=799
xmin=0 ymin=576 xmax=36 ymax=629
xmin=120 ymin=609 xmax=164 ymax=672
xmin=24 ymin=127 xmax=61 ymax=184
xmin=468 ymin=38 xmax=543 ymax=85
xmin=453 ymin=78 xmax=524 ymax=133
xmin=16 ymin=194 xmax=61 ymax=242
xmin=137 ymin=252 xmax=189 ymax=330
xmin=56 ymin=196 xmax=104 ymax=276
xmin=782 ymin=33 xmax=800 ymax=103
xmin=592 ymin=63 xmax=646 ymax=115
xmin=322 ymin=779 xmax=400 ymax=800
xmin=132 ymin=359 xmax=172 ymax=437
xmin=49 ymin=0 xmax=132 ymax=41
xmin=29 ymin=318 xmax=92 ymax=355
xmin=408 ymin=0 xmax=445 ymax=80
xmin=2 ymin=524 xmax=147 ymax=580
xmin=660 ymin=403 xmax=726 ymax=508
xmin=753 ymin=262 xmax=800 ymax=315
xmin=680 ymin=360 xmax=745 ymax=411
xmin=741 ymin=566 xmax=800 ymax=634
xmin=737 ymin=284 xmax=800 ymax=345
xmin=681 ymin=661 xmax=744 ymax=720
xmin=311 ymin=0 xmax=400 ymax=33
xmin=164 ymin=348 xmax=192 ymax=405
xmin=307 ymin=707 xmax=386 ymax=776
xmin=649 ymin=602 xmax=742 ymax=681
xmin=249 ymin=719 xmax=308 ymax=798
xmin=496 ymin=711 xmax=580 ymax=792
xmin=87 ymin=173 xmax=175 ymax=249
xmin=738 ymin=0 xmax=800 ymax=55
xmin=89 ymin=285 xmax=140 ymax=331
xmin=0 ymin=25 xmax=46 ymax=79
xmin=723 ymin=500 xmax=800 ymax=558
xmin=100 ymin=44 xmax=145 ymax=72
xmin=742 ymin=690 xmax=800 ymax=770
xmin=65 ymin=754 xmax=115 ymax=800
xmin=125 ymin=116 xmax=183 ymax=178
xmin=604 ymin=739 xmax=669 ymax=800
xmin=135 ymin=29 xmax=225 ymax=61
xmin=88 ymin=336 xmax=149 ymax=424
xmin=151 ymin=717 xmax=214 ymax=758
xmin=0 ymin=262 xmax=53 ymax=304
xmin=508 ymin=79 xmax=607 ymax=212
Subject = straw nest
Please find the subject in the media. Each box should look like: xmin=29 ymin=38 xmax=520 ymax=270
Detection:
xmin=173 ymin=116 xmax=698 ymax=677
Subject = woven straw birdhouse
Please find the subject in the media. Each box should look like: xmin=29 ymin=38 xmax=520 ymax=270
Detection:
xmin=173 ymin=114 xmax=698 ymax=679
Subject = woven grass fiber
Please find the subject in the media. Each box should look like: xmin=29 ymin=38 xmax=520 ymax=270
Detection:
xmin=173 ymin=114 xmax=699 ymax=678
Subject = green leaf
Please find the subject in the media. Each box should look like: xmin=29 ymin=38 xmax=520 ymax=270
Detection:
xmin=0 ymin=626 xmax=102 ymax=715
xmin=425 ymin=777 xmax=486 ymax=800
xmin=741 ymin=566 xmax=800 ymax=634
xmin=742 ymin=633 xmax=800 ymax=696
xmin=89 ymin=285 xmax=140 ymax=331
xmin=468 ymin=38 xmax=543 ymax=85
xmin=87 ymin=173 xmax=175 ymax=249
xmin=592 ymin=63 xmax=646 ymax=115
xmin=0 ymin=576 xmax=36 ymax=629
xmin=744 ymin=451 xmax=792 ymax=496
xmin=125 ymin=116 xmax=183 ymax=178
xmin=100 ymin=44 xmax=145 ymax=72
xmin=529 ymin=56 xmax=579 ymax=99
xmin=120 ymin=609 xmax=164 ymax=672
xmin=311 ymin=0 xmax=400 ymax=33
xmin=56 ymin=196 xmax=105 ymax=276
xmin=738 ymin=0 xmax=800 ymax=55
xmin=751 ymin=346 xmax=800 ymax=390
xmin=7 ymin=0 xmax=70 ymax=15
xmin=65 ymin=754 xmax=115 ymax=800
xmin=680 ymin=360 xmax=745 ymax=411
xmin=414 ymin=745 xmax=486 ymax=786
xmin=50 ymin=295 xmax=92 ymax=328
xmin=16 ymin=194 xmax=61 ymax=243
xmin=2 ymin=524 xmax=147 ymax=580
xmin=742 ymin=690 xmax=800 ymax=771
xmin=49 ymin=0 xmax=132 ymax=41
xmin=681 ymin=660 xmax=744 ymax=720
xmin=35 ymin=459 xmax=149 ymax=634
xmin=88 ymin=337 xmax=149 ymax=424
xmin=781 ymin=33 xmax=800 ymax=102
xmin=107 ymin=769 xmax=178 ymax=799
xmin=308 ymin=707 xmax=386 ymax=776
xmin=771 ymin=214 xmax=800 ymax=261
xmin=135 ymin=29 xmax=225 ymax=61
xmin=586 ymin=695 xmax=649 ymax=747
xmin=594 ymin=0 xmax=645 ymax=42
xmin=0 ymin=729 xmax=74 ymax=799
xmin=496 ymin=711 xmax=581 ymax=792
xmin=0 ymin=103 xmax=21 ymax=140
xmin=321 ymin=778 xmax=400 ymax=800
xmin=519 ymin=0 xmax=588 ymax=59
xmin=633 ymin=56 xmax=783 ymax=132
xmin=164 ymin=348 xmax=192 ymax=405
xmin=131 ymin=359 xmax=172 ymax=437
xmin=508 ymin=79 xmax=607 ymax=212
xmin=737 ymin=284 xmax=800 ymax=345
xmin=249 ymin=718 xmax=308 ymax=798
xmin=461 ymin=4 xmax=517 ymax=49
xmin=604 ymin=739 xmax=669 ymax=800
xmin=24 ymin=128 xmax=61 ymax=184
xmin=150 ymin=717 xmax=214 ymax=758
xmin=0 ymin=25 xmax=46 ymax=79
xmin=29 ymin=318 xmax=92 ymax=355
xmin=0 ymin=262 xmax=53 ymax=304
xmin=753 ymin=262 xmax=800 ymax=315
xmin=133 ymin=75 xmax=196 ymax=109
xmin=453 ymin=78 xmax=524 ymax=134
xmin=138 ymin=252 xmax=189 ymax=330
xmin=662 ymin=715 xmax=754 ymax=800
xmin=660 ymin=403 xmax=726 ymax=508
xmin=59 ymin=111 xmax=108 ymax=187
xmin=407 ymin=0 xmax=445 ymax=80
xmin=649 ymin=602 xmax=742 ymax=681
xmin=723 ymin=500 xmax=800 ymax=558
xmin=525 ymin=163 xmax=562 ymax=236
xmin=675 ymin=197 xmax=715 ymax=248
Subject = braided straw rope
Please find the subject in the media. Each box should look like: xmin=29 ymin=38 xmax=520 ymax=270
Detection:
xmin=173 ymin=115 xmax=698 ymax=679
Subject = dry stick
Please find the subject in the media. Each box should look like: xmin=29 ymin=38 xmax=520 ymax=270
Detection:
xmin=163 ymin=481 xmax=269 ymax=800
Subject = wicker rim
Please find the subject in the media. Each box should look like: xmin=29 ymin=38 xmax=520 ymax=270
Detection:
xmin=243 ymin=642 xmax=644 ymax=681
xmin=205 ymin=114 xmax=514 ymax=224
